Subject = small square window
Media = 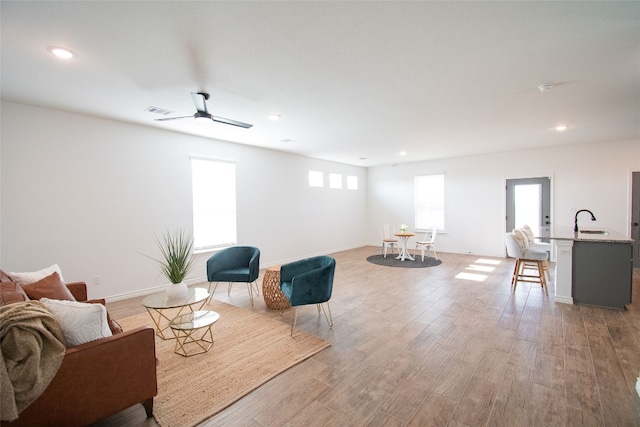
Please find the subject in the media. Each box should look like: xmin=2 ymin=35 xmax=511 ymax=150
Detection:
xmin=347 ymin=175 xmax=358 ymax=190
xmin=309 ymin=170 xmax=323 ymax=187
xmin=329 ymin=173 xmax=342 ymax=189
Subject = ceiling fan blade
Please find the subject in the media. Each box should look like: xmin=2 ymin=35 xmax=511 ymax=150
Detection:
xmin=212 ymin=116 xmax=253 ymax=129
xmin=154 ymin=115 xmax=195 ymax=122
xmin=191 ymin=92 xmax=209 ymax=114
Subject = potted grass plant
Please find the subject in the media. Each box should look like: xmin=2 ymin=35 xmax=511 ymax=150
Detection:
xmin=150 ymin=229 xmax=195 ymax=299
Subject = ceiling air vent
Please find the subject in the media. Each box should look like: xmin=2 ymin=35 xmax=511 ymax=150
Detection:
xmin=145 ymin=106 xmax=173 ymax=116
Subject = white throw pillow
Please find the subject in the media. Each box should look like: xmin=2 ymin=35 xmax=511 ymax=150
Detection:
xmin=521 ymin=225 xmax=535 ymax=244
xmin=8 ymin=264 xmax=65 ymax=286
xmin=40 ymin=298 xmax=112 ymax=347
xmin=512 ymin=229 xmax=529 ymax=250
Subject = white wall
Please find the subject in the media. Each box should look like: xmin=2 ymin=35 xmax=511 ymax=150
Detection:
xmin=3 ymin=101 xmax=638 ymax=301
xmin=368 ymin=139 xmax=640 ymax=257
xmin=0 ymin=101 xmax=368 ymax=300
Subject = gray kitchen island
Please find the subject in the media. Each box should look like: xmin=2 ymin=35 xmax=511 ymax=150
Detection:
xmin=546 ymin=227 xmax=634 ymax=309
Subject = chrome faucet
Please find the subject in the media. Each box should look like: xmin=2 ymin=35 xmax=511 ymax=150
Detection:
xmin=574 ymin=209 xmax=596 ymax=232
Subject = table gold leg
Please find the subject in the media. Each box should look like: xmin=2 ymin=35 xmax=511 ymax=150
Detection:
xmin=172 ymin=324 xmax=214 ymax=357
xmin=145 ymin=305 xmax=191 ymax=340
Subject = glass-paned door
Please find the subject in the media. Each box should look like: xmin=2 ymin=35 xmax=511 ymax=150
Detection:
xmin=506 ymin=177 xmax=551 ymax=237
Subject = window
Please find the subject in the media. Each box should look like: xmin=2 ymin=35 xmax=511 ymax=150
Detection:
xmin=191 ymin=157 xmax=236 ymax=251
xmin=329 ymin=173 xmax=342 ymax=189
xmin=309 ymin=170 xmax=323 ymax=187
xmin=347 ymin=175 xmax=358 ymax=190
xmin=415 ymin=174 xmax=445 ymax=230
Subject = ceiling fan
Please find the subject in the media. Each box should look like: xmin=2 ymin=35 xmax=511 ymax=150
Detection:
xmin=155 ymin=92 xmax=253 ymax=129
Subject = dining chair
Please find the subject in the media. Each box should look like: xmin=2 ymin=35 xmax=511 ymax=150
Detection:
xmin=415 ymin=228 xmax=438 ymax=261
xmin=379 ymin=224 xmax=398 ymax=258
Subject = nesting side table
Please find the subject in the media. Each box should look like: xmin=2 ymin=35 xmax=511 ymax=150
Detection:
xmin=170 ymin=310 xmax=220 ymax=357
xmin=141 ymin=287 xmax=210 ymax=340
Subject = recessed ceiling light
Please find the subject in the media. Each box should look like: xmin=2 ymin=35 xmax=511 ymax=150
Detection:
xmin=399 ymin=151 xmax=407 ymax=156
xmin=269 ymin=114 xmax=281 ymax=121
xmin=555 ymin=125 xmax=569 ymax=131
xmin=47 ymin=46 xmax=77 ymax=59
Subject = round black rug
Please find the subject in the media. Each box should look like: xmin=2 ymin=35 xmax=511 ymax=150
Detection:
xmin=366 ymin=254 xmax=442 ymax=268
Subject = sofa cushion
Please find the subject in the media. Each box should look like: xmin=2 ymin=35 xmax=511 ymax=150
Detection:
xmin=22 ymin=272 xmax=75 ymax=301
xmin=0 ymin=269 xmax=12 ymax=282
xmin=86 ymin=298 xmax=124 ymax=335
xmin=7 ymin=264 xmax=64 ymax=287
xmin=0 ymin=282 xmax=30 ymax=305
xmin=40 ymin=298 xmax=113 ymax=347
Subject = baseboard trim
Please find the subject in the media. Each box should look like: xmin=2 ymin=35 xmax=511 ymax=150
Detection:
xmin=554 ymin=295 xmax=574 ymax=305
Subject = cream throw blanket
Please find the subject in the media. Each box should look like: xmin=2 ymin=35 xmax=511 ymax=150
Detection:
xmin=0 ymin=301 xmax=66 ymax=421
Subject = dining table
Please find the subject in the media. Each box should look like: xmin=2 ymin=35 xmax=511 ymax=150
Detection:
xmin=394 ymin=232 xmax=416 ymax=261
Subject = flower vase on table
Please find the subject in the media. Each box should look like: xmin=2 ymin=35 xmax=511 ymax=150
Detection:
xmin=165 ymin=281 xmax=189 ymax=300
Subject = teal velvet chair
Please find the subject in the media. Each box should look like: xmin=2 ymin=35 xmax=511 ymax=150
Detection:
xmin=206 ymin=246 xmax=260 ymax=307
xmin=279 ymin=255 xmax=335 ymax=335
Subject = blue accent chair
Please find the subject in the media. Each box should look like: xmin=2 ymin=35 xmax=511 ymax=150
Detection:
xmin=279 ymin=255 xmax=336 ymax=335
xmin=206 ymin=246 xmax=260 ymax=307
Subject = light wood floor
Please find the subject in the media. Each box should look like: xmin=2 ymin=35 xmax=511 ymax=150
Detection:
xmin=94 ymin=247 xmax=640 ymax=427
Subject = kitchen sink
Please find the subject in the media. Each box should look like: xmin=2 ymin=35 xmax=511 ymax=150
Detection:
xmin=579 ymin=230 xmax=609 ymax=235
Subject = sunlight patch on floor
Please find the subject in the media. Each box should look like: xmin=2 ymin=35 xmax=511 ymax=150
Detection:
xmin=466 ymin=264 xmax=496 ymax=273
xmin=455 ymin=272 xmax=487 ymax=282
xmin=474 ymin=258 xmax=501 ymax=265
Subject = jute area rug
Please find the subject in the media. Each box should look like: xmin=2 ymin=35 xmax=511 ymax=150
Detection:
xmin=118 ymin=300 xmax=330 ymax=427
xmin=366 ymin=254 xmax=442 ymax=268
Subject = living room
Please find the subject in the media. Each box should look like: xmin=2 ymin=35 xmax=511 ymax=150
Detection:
xmin=1 ymin=1 xmax=640 ymax=426
xmin=3 ymin=101 xmax=638 ymax=300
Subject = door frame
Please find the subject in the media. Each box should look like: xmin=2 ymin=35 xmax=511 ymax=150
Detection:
xmin=630 ymin=171 xmax=640 ymax=268
xmin=505 ymin=175 xmax=554 ymax=260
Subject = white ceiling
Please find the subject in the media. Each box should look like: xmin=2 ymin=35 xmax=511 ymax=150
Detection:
xmin=2 ymin=1 xmax=639 ymax=167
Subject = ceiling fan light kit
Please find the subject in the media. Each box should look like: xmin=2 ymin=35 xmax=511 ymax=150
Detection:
xmin=155 ymin=92 xmax=253 ymax=129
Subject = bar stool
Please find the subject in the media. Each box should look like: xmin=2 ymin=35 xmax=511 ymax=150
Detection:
xmin=505 ymin=232 xmax=548 ymax=294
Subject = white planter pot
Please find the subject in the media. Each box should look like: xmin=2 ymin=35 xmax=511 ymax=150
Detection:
xmin=165 ymin=281 xmax=189 ymax=300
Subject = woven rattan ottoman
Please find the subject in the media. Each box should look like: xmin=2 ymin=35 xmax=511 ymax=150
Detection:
xmin=262 ymin=265 xmax=291 ymax=310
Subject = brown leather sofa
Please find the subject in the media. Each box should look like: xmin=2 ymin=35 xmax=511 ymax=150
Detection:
xmin=0 ymin=272 xmax=157 ymax=427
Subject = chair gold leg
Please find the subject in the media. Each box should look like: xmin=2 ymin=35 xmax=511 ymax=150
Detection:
xmin=320 ymin=302 xmax=333 ymax=328
xmin=246 ymin=282 xmax=254 ymax=307
xmin=207 ymin=282 xmax=221 ymax=303
xmin=210 ymin=282 xmax=220 ymax=294
xmin=290 ymin=307 xmax=298 ymax=336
